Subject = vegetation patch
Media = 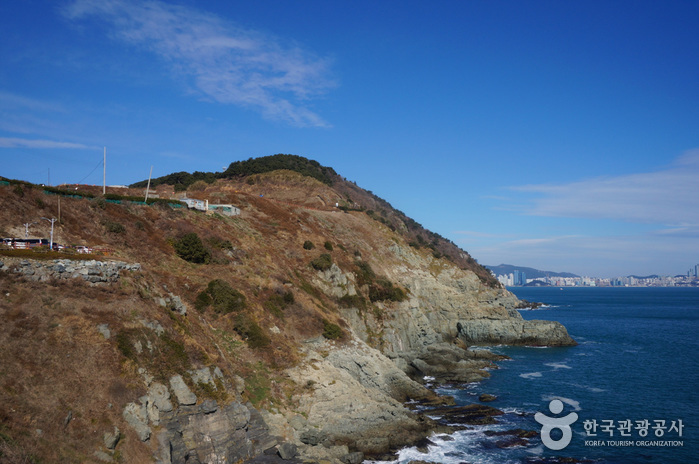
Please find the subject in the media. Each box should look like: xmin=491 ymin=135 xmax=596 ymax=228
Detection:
xmin=322 ymin=319 xmax=343 ymax=340
xmin=196 ymin=279 xmax=247 ymax=314
xmin=234 ymin=314 xmax=271 ymax=349
xmin=310 ymin=253 xmax=333 ymax=272
xmin=337 ymin=294 xmax=367 ymax=311
xmin=174 ymin=232 xmax=212 ymax=264
xmin=368 ymin=278 xmax=408 ymax=303
xmin=102 ymin=219 xmax=126 ymax=234
xmin=302 ymin=240 xmax=315 ymax=250
xmin=263 ymin=290 xmax=294 ymax=318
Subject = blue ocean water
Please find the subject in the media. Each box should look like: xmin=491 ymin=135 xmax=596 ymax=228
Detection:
xmin=389 ymin=287 xmax=699 ymax=464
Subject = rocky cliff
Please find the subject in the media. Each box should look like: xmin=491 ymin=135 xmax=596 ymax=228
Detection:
xmin=0 ymin=159 xmax=574 ymax=463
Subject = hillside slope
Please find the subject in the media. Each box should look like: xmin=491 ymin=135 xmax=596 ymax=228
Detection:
xmin=0 ymin=162 xmax=574 ymax=463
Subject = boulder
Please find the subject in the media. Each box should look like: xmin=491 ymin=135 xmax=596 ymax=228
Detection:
xmin=169 ymin=375 xmax=197 ymax=406
xmin=278 ymin=443 xmax=297 ymax=460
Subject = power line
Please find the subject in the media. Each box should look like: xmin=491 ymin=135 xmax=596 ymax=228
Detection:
xmin=75 ymin=157 xmax=104 ymax=185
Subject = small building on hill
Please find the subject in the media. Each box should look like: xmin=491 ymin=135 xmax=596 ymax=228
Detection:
xmin=179 ymin=197 xmax=240 ymax=216
xmin=208 ymin=204 xmax=241 ymax=216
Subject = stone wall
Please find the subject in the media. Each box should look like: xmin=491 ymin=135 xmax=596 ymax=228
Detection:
xmin=0 ymin=258 xmax=140 ymax=284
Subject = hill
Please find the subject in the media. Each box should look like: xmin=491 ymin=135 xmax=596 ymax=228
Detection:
xmin=131 ymin=154 xmax=498 ymax=287
xmin=0 ymin=158 xmax=574 ymax=463
xmin=486 ymin=263 xmax=580 ymax=279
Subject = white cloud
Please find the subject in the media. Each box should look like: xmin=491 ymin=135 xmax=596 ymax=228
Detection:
xmin=63 ymin=0 xmax=335 ymax=127
xmin=0 ymin=137 xmax=97 ymax=149
xmin=511 ymin=150 xmax=699 ymax=226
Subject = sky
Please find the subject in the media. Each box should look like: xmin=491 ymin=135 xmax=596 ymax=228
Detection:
xmin=1 ymin=0 xmax=697 ymax=278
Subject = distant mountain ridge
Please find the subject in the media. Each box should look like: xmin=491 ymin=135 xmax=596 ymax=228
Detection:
xmin=485 ymin=264 xmax=580 ymax=279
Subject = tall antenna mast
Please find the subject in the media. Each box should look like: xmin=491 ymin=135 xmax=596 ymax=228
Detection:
xmin=103 ymin=146 xmax=106 ymax=195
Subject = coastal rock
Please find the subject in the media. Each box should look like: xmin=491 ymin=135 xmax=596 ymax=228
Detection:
xmin=456 ymin=318 xmax=576 ymax=346
xmin=288 ymin=342 xmax=432 ymax=455
xmin=479 ymin=394 xmax=497 ymax=402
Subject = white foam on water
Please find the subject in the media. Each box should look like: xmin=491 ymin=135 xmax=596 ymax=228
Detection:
xmin=519 ymin=371 xmax=543 ymax=379
xmin=545 ymin=362 xmax=572 ymax=369
xmin=567 ymin=382 xmax=605 ymax=393
xmin=542 ymin=395 xmax=581 ymax=411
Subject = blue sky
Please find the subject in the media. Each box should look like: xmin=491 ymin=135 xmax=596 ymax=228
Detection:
xmin=1 ymin=0 xmax=697 ymax=277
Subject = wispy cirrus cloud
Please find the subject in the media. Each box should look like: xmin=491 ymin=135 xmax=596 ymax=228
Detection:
xmin=0 ymin=137 xmax=97 ymax=149
xmin=510 ymin=150 xmax=699 ymax=226
xmin=62 ymin=0 xmax=336 ymax=127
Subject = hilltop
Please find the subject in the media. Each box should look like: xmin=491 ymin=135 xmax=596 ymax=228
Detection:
xmin=131 ymin=154 xmax=497 ymax=287
xmin=0 ymin=155 xmax=574 ymax=463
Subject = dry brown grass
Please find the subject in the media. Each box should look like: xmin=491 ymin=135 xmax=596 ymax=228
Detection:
xmin=0 ymin=170 xmax=496 ymax=461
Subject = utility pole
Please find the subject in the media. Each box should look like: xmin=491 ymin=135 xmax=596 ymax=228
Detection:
xmin=41 ymin=217 xmax=57 ymax=250
xmin=144 ymin=165 xmax=153 ymax=203
xmin=103 ymin=147 xmax=106 ymax=195
xmin=23 ymin=222 xmax=37 ymax=239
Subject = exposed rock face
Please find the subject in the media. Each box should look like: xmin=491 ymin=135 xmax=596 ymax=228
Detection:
xmin=284 ymin=242 xmax=575 ymax=458
xmin=334 ymin=244 xmax=575 ymax=357
xmin=157 ymin=401 xmax=277 ymax=464
xmin=287 ymin=338 xmax=437 ymax=454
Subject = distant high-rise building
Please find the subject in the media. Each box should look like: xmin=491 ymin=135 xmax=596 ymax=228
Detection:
xmin=513 ymin=269 xmax=526 ymax=286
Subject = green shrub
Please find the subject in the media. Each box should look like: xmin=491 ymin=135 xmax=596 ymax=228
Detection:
xmin=103 ymin=219 xmax=126 ymax=234
xmin=368 ymin=278 xmax=408 ymax=303
xmin=235 ymin=314 xmax=271 ymax=349
xmin=194 ymin=291 xmax=212 ymax=312
xmin=354 ymin=261 xmax=376 ymax=287
xmin=310 ymin=253 xmax=333 ymax=271
xmin=323 ymin=241 xmax=333 ymax=251
xmin=204 ymin=279 xmax=246 ymax=314
xmin=174 ymin=232 xmax=211 ymax=264
xmin=322 ymin=319 xmax=343 ymax=340
xmin=115 ymin=332 xmax=136 ymax=360
xmin=303 ymin=240 xmax=315 ymax=250
xmin=338 ymin=294 xmax=366 ymax=310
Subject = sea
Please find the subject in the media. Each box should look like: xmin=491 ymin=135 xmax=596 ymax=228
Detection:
xmin=376 ymin=287 xmax=699 ymax=464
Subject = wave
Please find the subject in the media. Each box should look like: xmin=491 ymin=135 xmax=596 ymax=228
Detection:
xmin=566 ymin=382 xmax=605 ymax=393
xmin=542 ymin=395 xmax=581 ymax=411
xmin=544 ymin=362 xmax=572 ymax=369
xmin=519 ymin=371 xmax=543 ymax=379
xmin=369 ymin=428 xmax=527 ymax=464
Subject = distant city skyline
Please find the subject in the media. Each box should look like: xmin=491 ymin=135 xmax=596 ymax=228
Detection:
xmin=493 ymin=262 xmax=699 ymax=287
xmin=1 ymin=1 xmax=697 ymax=277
